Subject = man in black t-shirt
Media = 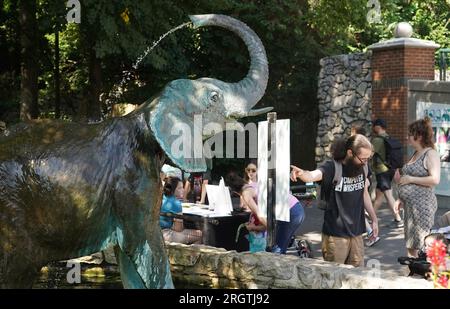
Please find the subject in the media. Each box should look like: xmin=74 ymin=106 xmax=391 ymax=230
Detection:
xmin=291 ymin=134 xmax=378 ymax=267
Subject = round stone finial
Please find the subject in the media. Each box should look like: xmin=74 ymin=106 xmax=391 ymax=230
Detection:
xmin=394 ymin=22 xmax=413 ymax=38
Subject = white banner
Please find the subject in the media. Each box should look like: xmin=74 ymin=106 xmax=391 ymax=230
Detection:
xmin=257 ymin=119 xmax=290 ymax=222
xmin=257 ymin=122 xmax=268 ymax=218
xmin=276 ymin=120 xmax=290 ymax=222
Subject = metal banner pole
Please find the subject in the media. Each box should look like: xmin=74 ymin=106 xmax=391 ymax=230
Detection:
xmin=266 ymin=112 xmax=277 ymax=251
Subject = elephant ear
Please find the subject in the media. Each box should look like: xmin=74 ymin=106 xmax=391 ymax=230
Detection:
xmin=149 ymin=87 xmax=207 ymax=173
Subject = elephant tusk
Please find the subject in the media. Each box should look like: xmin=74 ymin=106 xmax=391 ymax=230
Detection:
xmin=246 ymin=107 xmax=274 ymax=117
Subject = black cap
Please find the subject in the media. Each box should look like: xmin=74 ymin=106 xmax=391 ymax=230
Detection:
xmin=372 ymin=118 xmax=387 ymax=128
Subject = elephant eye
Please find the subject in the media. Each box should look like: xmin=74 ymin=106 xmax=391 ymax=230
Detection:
xmin=210 ymin=91 xmax=219 ymax=103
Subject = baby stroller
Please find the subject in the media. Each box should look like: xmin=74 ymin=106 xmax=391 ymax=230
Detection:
xmin=289 ymin=236 xmax=314 ymax=258
xmin=397 ymin=251 xmax=431 ymax=278
xmin=398 ymin=211 xmax=450 ymax=278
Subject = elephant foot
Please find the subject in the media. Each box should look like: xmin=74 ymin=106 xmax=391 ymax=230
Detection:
xmin=114 ymin=245 xmax=146 ymax=288
xmin=114 ymin=243 xmax=173 ymax=289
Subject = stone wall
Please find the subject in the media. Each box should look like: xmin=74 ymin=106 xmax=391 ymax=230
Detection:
xmin=315 ymin=52 xmax=372 ymax=164
xmin=166 ymin=243 xmax=431 ymax=289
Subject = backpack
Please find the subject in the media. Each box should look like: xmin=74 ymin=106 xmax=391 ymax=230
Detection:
xmin=316 ymin=160 xmax=368 ymax=211
xmin=377 ymin=136 xmax=404 ymax=169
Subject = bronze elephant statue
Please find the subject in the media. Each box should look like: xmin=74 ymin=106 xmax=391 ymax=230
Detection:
xmin=0 ymin=14 xmax=270 ymax=288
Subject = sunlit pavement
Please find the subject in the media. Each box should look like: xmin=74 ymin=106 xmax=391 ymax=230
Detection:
xmin=293 ymin=202 xmax=449 ymax=278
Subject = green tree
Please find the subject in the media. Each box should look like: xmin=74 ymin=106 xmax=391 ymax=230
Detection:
xmin=2 ymin=0 xmax=450 ymax=168
xmin=0 ymin=0 xmax=21 ymax=122
xmin=18 ymin=0 xmax=39 ymax=120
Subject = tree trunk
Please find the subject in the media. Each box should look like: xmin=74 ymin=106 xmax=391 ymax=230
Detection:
xmin=88 ymin=48 xmax=102 ymax=121
xmin=54 ymin=27 xmax=60 ymax=119
xmin=78 ymin=46 xmax=102 ymax=121
xmin=18 ymin=0 xmax=38 ymax=121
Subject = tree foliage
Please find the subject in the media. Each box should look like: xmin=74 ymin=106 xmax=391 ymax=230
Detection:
xmin=1 ymin=0 xmax=450 ymax=167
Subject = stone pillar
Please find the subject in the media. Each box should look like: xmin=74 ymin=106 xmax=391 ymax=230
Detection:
xmin=315 ymin=53 xmax=372 ymax=164
xmin=368 ymin=22 xmax=439 ymax=143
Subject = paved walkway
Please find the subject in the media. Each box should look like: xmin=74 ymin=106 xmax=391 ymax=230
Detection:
xmin=293 ymin=203 xmax=449 ymax=278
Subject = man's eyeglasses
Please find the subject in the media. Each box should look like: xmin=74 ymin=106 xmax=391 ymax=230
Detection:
xmin=352 ymin=151 xmax=371 ymax=164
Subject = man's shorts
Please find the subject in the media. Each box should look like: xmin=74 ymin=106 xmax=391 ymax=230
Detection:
xmin=321 ymin=234 xmax=364 ymax=267
xmin=375 ymin=169 xmax=394 ymax=192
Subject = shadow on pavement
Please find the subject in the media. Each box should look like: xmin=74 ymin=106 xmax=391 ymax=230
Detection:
xmin=293 ymin=203 xmax=448 ymax=278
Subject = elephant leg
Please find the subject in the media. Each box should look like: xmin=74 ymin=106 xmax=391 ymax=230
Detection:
xmin=113 ymin=182 xmax=174 ymax=289
xmin=114 ymin=214 xmax=173 ymax=289
xmin=114 ymin=238 xmax=174 ymax=289
xmin=114 ymin=244 xmax=146 ymax=288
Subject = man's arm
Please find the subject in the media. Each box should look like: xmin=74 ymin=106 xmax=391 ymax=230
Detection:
xmin=290 ymin=165 xmax=323 ymax=183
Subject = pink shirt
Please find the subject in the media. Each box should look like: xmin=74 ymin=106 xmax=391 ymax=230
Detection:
xmin=289 ymin=194 xmax=299 ymax=208
xmin=245 ymin=182 xmax=299 ymax=209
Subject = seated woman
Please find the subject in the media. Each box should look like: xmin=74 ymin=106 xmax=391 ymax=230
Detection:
xmin=241 ymin=160 xmax=258 ymax=212
xmin=160 ymin=177 xmax=202 ymax=244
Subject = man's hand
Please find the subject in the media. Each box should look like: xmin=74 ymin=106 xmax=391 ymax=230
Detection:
xmin=371 ymin=220 xmax=379 ymax=238
xmin=290 ymin=165 xmax=304 ymax=182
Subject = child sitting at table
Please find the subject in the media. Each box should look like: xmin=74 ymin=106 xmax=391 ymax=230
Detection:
xmin=226 ymin=172 xmax=267 ymax=252
xmin=160 ymin=177 xmax=202 ymax=244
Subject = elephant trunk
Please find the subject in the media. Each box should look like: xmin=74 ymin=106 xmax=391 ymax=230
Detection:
xmin=189 ymin=14 xmax=270 ymax=118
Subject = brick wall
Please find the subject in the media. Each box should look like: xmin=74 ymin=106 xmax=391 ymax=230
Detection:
xmin=372 ymin=86 xmax=408 ymax=142
xmin=372 ymin=48 xmax=435 ymax=81
xmin=371 ymin=46 xmax=436 ymax=145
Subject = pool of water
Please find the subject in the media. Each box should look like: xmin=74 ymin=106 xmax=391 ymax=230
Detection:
xmin=33 ymin=261 xmax=198 ymax=289
xmin=33 ymin=261 xmax=123 ymax=289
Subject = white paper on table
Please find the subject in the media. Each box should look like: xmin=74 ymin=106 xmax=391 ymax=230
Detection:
xmin=205 ymin=180 xmax=232 ymax=216
xmin=219 ymin=177 xmax=233 ymax=214
xmin=207 ymin=213 xmax=232 ymax=217
xmin=182 ymin=207 xmax=210 ymax=216
xmin=205 ymin=184 xmax=219 ymax=212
